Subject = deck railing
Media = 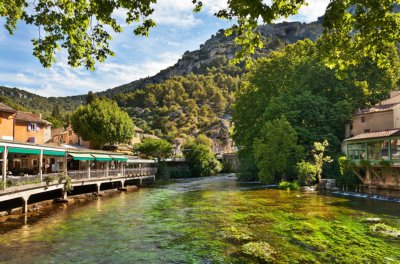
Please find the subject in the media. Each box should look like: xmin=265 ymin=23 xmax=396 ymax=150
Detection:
xmin=68 ymin=170 xmax=88 ymax=180
xmin=3 ymin=167 xmax=156 ymax=189
xmin=7 ymin=175 xmax=42 ymax=186
xmin=125 ymin=168 xmax=157 ymax=176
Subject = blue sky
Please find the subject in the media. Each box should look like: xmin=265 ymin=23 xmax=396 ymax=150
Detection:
xmin=0 ymin=0 xmax=329 ymax=97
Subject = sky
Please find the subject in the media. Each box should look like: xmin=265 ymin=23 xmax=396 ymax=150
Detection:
xmin=0 ymin=0 xmax=329 ymax=97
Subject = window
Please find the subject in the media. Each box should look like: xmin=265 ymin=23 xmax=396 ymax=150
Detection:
xmin=364 ymin=129 xmax=370 ymax=133
xmin=349 ymin=122 xmax=353 ymax=130
xmin=361 ymin=116 xmax=365 ymax=123
xmin=21 ymin=158 xmax=29 ymax=168
xmin=69 ymin=130 xmax=72 ymax=136
xmin=28 ymin=123 xmax=37 ymax=131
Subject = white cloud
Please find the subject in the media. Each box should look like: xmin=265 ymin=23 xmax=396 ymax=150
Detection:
xmin=282 ymin=0 xmax=330 ymax=23
xmin=0 ymin=51 xmax=181 ymax=97
xmin=202 ymin=0 xmax=228 ymax=15
xmin=150 ymin=0 xmax=202 ymax=28
xmin=202 ymin=0 xmax=329 ymax=23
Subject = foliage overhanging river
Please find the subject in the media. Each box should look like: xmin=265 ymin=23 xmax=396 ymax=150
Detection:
xmin=0 ymin=175 xmax=399 ymax=263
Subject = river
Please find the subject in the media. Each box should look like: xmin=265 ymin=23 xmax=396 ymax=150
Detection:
xmin=0 ymin=175 xmax=399 ymax=263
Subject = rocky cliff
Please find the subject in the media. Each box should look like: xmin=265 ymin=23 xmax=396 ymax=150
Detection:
xmin=102 ymin=19 xmax=324 ymax=96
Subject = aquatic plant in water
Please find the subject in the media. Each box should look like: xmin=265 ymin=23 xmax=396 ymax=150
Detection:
xmin=242 ymin=241 xmax=276 ymax=263
xmin=370 ymin=223 xmax=400 ymax=239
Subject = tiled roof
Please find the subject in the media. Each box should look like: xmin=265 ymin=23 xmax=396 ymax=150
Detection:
xmin=345 ymin=129 xmax=400 ymax=141
xmin=0 ymin=103 xmax=16 ymax=113
xmin=51 ymin=127 xmax=67 ymax=136
xmin=380 ymin=94 xmax=400 ymax=105
xmin=15 ymin=111 xmax=51 ymax=125
xmin=356 ymin=103 xmax=396 ymax=115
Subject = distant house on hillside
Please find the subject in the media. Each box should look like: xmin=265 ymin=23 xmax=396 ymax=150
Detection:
xmin=143 ymin=133 xmax=160 ymax=140
xmin=0 ymin=102 xmax=51 ymax=144
xmin=51 ymin=125 xmax=91 ymax=148
xmin=130 ymin=127 xmax=144 ymax=145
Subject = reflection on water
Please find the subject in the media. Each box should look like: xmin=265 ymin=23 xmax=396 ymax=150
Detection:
xmin=0 ymin=175 xmax=399 ymax=263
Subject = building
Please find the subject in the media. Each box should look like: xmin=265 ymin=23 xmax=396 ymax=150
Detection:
xmin=130 ymin=127 xmax=144 ymax=145
xmin=0 ymin=103 xmax=17 ymax=141
xmin=51 ymin=126 xmax=90 ymax=148
xmin=0 ymin=103 xmax=51 ymax=144
xmin=14 ymin=111 xmax=52 ymax=144
xmin=344 ymin=91 xmax=400 ymax=197
xmin=345 ymin=91 xmax=400 ymax=139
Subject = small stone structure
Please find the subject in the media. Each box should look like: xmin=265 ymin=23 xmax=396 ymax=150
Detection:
xmin=318 ymin=179 xmax=340 ymax=192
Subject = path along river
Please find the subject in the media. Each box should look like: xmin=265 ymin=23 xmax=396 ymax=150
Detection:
xmin=0 ymin=175 xmax=399 ymax=263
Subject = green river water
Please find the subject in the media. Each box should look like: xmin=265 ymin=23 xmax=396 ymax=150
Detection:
xmin=0 ymin=175 xmax=399 ymax=263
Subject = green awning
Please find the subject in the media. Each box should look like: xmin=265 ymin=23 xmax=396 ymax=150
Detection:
xmin=8 ymin=147 xmax=40 ymax=155
xmin=69 ymin=153 xmax=95 ymax=161
xmin=92 ymin=154 xmax=113 ymax=162
xmin=43 ymin=150 xmax=66 ymax=156
xmin=0 ymin=146 xmax=4 ymax=153
xmin=110 ymin=155 xmax=128 ymax=162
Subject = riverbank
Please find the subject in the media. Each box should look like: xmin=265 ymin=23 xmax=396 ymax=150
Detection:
xmin=0 ymin=185 xmax=139 ymax=234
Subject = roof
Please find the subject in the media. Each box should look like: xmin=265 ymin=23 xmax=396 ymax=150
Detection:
xmin=356 ymin=103 xmax=396 ymax=115
xmin=380 ymin=94 xmax=400 ymax=106
xmin=15 ymin=111 xmax=51 ymax=125
xmin=345 ymin=129 xmax=400 ymax=141
xmin=0 ymin=103 xmax=16 ymax=113
xmin=51 ymin=127 xmax=67 ymax=136
xmin=134 ymin=127 xmax=144 ymax=132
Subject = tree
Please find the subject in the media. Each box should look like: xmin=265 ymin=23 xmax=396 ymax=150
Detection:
xmin=70 ymin=97 xmax=134 ymax=148
xmin=252 ymin=116 xmax=303 ymax=184
xmin=134 ymin=138 xmax=172 ymax=160
xmin=183 ymin=138 xmax=222 ymax=177
xmin=312 ymin=140 xmax=333 ymax=182
xmin=233 ymin=40 xmax=399 ymax=182
xmin=51 ymin=105 xmax=61 ymax=119
xmin=2 ymin=1 xmax=399 ymax=69
xmin=296 ymin=160 xmax=317 ymax=186
xmin=86 ymin=91 xmax=97 ymax=105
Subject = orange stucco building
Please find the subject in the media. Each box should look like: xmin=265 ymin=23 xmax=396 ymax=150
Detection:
xmin=0 ymin=103 xmax=16 ymax=141
xmin=0 ymin=103 xmax=52 ymax=144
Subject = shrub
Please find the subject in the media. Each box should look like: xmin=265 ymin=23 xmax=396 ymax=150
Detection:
xmin=44 ymin=175 xmax=56 ymax=185
xmin=378 ymin=159 xmax=391 ymax=168
xmin=359 ymin=159 xmax=371 ymax=168
xmin=278 ymin=181 xmax=299 ymax=191
xmin=296 ymin=160 xmax=317 ymax=186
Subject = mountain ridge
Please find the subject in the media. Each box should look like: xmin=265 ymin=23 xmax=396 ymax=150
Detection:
xmin=0 ymin=19 xmax=324 ymax=105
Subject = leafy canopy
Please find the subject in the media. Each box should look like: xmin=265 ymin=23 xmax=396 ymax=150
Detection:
xmin=183 ymin=136 xmax=222 ymax=177
xmin=2 ymin=1 xmax=399 ymax=69
xmin=134 ymin=138 xmax=173 ymax=160
xmin=253 ymin=116 xmax=303 ymax=184
xmin=70 ymin=95 xmax=134 ymax=148
xmin=233 ymin=39 xmax=400 ymax=182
